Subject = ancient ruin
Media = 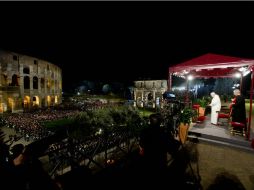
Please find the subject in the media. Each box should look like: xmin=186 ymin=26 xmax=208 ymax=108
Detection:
xmin=0 ymin=50 xmax=62 ymax=112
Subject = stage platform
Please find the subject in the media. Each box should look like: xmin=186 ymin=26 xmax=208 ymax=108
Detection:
xmin=188 ymin=114 xmax=254 ymax=152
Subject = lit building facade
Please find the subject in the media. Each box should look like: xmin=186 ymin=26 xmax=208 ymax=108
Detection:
xmin=133 ymin=80 xmax=167 ymax=108
xmin=0 ymin=50 xmax=62 ymax=113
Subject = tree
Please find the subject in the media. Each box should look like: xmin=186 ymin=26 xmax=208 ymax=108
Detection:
xmin=102 ymin=84 xmax=111 ymax=94
xmin=213 ymin=78 xmax=238 ymax=95
xmin=197 ymin=85 xmax=210 ymax=98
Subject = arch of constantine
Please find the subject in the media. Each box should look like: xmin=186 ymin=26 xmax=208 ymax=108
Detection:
xmin=133 ymin=80 xmax=167 ymax=108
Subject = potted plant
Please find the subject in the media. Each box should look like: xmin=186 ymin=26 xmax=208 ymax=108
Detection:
xmin=199 ymin=98 xmax=208 ymax=117
xmin=200 ymin=98 xmax=208 ymax=108
xmin=178 ymin=107 xmax=195 ymax=144
xmin=194 ymin=98 xmax=209 ymax=117
xmin=179 ymin=107 xmax=194 ymax=125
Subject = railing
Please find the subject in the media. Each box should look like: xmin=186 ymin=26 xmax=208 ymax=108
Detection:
xmin=46 ymin=127 xmax=140 ymax=177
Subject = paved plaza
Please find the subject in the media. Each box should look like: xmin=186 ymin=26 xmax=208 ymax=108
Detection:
xmin=194 ymin=141 xmax=254 ymax=189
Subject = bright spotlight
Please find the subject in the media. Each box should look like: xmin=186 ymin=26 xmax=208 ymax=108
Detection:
xmin=235 ymin=73 xmax=241 ymax=78
xmin=238 ymin=67 xmax=246 ymax=72
xmin=187 ymin=75 xmax=193 ymax=80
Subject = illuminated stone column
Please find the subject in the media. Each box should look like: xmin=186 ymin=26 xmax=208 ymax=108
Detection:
xmin=141 ymin=91 xmax=144 ymax=107
xmin=168 ymin=73 xmax=172 ymax=91
xmin=153 ymin=90 xmax=156 ymax=108
xmin=133 ymin=89 xmax=137 ymax=107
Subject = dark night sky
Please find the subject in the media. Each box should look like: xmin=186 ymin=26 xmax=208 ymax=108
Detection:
xmin=1 ymin=2 xmax=254 ymax=90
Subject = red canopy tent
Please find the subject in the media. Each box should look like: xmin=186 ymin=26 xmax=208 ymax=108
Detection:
xmin=168 ymin=53 xmax=254 ymax=140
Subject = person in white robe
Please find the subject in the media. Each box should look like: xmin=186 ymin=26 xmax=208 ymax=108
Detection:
xmin=209 ymin=92 xmax=221 ymax=125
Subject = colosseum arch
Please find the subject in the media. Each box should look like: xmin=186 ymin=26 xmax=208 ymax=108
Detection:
xmin=24 ymin=76 xmax=30 ymax=89
xmin=23 ymin=67 xmax=30 ymax=74
xmin=32 ymin=96 xmax=39 ymax=107
xmin=2 ymin=74 xmax=7 ymax=86
xmin=147 ymin=92 xmax=153 ymax=100
xmin=23 ymin=96 xmax=30 ymax=109
xmin=33 ymin=76 xmax=38 ymax=89
xmin=41 ymin=97 xmax=45 ymax=107
xmin=47 ymin=95 xmax=51 ymax=106
xmin=8 ymin=98 xmax=14 ymax=111
xmin=11 ymin=74 xmax=19 ymax=86
xmin=0 ymin=103 xmax=3 ymax=113
xmin=51 ymin=96 xmax=55 ymax=105
xmin=55 ymin=95 xmax=58 ymax=104
xmin=136 ymin=97 xmax=143 ymax=107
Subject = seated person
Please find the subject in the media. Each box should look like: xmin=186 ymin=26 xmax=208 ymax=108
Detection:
xmin=231 ymin=89 xmax=247 ymax=132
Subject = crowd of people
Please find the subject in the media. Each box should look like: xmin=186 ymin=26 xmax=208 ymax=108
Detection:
xmin=1 ymin=98 xmax=127 ymax=144
xmin=1 ymin=108 xmax=80 ymax=142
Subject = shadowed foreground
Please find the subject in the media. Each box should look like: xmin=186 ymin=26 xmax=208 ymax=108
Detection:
xmin=56 ymin=147 xmax=201 ymax=190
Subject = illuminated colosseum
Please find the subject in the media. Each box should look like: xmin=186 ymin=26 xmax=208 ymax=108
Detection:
xmin=0 ymin=50 xmax=62 ymax=113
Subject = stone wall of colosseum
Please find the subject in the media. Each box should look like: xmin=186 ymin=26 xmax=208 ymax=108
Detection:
xmin=0 ymin=50 xmax=62 ymax=112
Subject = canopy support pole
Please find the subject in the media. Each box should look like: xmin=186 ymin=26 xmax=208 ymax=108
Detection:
xmin=240 ymin=74 xmax=243 ymax=92
xmin=248 ymin=67 xmax=254 ymax=141
xmin=185 ymin=78 xmax=190 ymax=107
xmin=168 ymin=73 xmax=172 ymax=91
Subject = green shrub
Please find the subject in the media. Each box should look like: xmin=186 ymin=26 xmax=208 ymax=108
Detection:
xmin=179 ymin=108 xmax=195 ymax=125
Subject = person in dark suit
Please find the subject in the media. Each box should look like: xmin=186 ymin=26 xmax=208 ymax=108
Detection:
xmin=4 ymin=143 xmax=60 ymax=190
xmin=139 ymin=114 xmax=168 ymax=171
xmin=139 ymin=113 xmax=180 ymax=174
xmin=231 ymin=89 xmax=247 ymax=132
